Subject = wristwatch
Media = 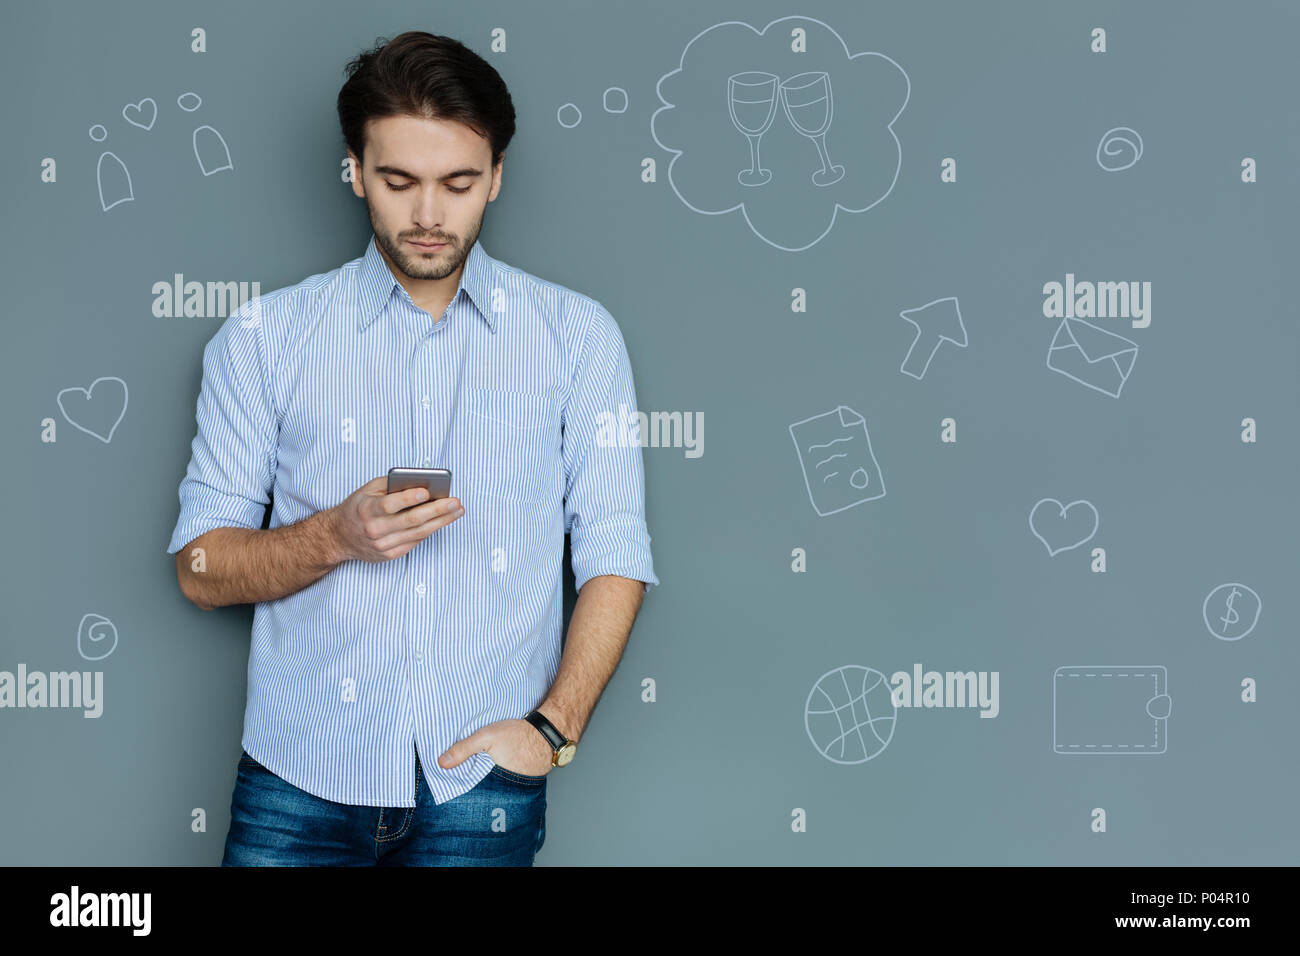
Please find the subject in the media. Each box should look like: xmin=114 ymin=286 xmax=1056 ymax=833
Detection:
xmin=524 ymin=709 xmax=578 ymax=767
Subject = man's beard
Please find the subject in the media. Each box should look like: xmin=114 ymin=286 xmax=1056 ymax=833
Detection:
xmin=369 ymin=201 xmax=484 ymax=281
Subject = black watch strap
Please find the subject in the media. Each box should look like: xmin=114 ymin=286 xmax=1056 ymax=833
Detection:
xmin=524 ymin=709 xmax=566 ymax=750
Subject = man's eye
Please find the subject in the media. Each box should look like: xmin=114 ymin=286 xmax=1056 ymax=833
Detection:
xmin=384 ymin=181 xmax=469 ymax=193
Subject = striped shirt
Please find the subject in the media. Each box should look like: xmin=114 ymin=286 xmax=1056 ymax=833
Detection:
xmin=166 ymin=235 xmax=658 ymax=806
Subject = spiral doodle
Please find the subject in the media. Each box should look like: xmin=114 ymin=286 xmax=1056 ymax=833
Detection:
xmin=1096 ymin=125 xmax=1144 ymax=171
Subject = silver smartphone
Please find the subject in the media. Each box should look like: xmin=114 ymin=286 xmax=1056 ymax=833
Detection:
xmin=386 ymin=467 xmax=452 ymax=502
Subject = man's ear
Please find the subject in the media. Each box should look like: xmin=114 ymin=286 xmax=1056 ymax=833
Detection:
xmin=489 ymin=152 xmax=504 ymax=201
xmin=348 ymin=152 xmax=365 ymax=199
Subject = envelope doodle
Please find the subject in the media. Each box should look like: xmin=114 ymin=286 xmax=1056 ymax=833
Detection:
xmin=1046 ymin=317 xmax=1139 ymax=398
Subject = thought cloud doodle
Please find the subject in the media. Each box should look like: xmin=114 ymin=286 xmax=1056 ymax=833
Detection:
xmin=651 ymin=15 xmax=910 ymax=250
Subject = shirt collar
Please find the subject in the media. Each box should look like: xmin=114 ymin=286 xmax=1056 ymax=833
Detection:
xmin=356 ymin=234 xmax=496 ymax=333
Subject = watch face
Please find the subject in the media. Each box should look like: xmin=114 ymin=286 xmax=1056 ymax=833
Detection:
xmin=556 ymin=743 xmax=576 ymax=766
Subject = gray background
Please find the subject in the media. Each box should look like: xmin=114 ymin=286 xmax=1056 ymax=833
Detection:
xmin=1 ymin=0 xmax=1296 ymax=865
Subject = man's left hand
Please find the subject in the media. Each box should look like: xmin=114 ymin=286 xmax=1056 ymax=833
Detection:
xmin=438 ymin=718 xmax=555 ymax=777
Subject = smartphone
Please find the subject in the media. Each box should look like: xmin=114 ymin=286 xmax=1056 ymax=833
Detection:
xmin=386 ymin=467 xmax=452 ymax=502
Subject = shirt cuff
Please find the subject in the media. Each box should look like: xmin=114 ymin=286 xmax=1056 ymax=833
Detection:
xmin=165 ymin=494 xmax=267 ymax=554
xmin=570 ymin=516 xmax=659 ymax=595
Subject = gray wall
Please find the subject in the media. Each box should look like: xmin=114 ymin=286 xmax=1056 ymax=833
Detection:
xmin=1 ymin=0 xmax=1296 ymax=865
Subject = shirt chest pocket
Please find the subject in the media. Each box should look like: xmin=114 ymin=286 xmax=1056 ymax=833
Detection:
xmin=457 ymin=387 xmax=557 ymax=504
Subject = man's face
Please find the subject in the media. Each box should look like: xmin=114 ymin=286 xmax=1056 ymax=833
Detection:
xmin=349 ymin=114 xmax=502 ymax=282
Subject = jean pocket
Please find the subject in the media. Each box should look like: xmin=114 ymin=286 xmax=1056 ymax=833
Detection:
xmin=237 ymin=750 xmax=264 ymax=772
xmin=488 ymin=762 xmax=549 ymax=787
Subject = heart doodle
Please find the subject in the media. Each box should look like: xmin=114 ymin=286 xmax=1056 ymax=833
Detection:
xmin=1029 ymin=497 xmax=1099 ymax=556
xmin=56 ymin=376 xmax=129 ymax=443
xmin=122 ymin=97 xmax=157 ymax=131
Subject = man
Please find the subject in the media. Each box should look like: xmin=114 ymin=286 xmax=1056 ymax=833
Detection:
xmin=166 ymin=32 xmax=658 ymax=866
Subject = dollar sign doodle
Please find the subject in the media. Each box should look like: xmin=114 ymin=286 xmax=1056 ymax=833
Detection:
xmin=1220 ymin=587 xmax=1241 ymax=633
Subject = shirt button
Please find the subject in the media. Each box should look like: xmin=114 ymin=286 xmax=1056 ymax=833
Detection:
xmin=421 ymin=395 xmax=431 ymax=409
xmin=421 ymin=458 xmax=431 ymax=467
xmin=424 ymin=337 xmax=431 ymax=348
xmin=414 ymin=652 xmax=424 ymax=662
xmin=414 ymin=582 xmax=426 ymax=595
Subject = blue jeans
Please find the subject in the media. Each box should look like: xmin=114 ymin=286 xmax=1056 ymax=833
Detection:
xmin=221 ymin=747 xmax=547 ymax=866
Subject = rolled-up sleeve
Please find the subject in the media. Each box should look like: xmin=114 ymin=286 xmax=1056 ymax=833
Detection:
xmin=165 ymin=300 xmax=277 ymax=556
xmin=563 ymin=303 xmax=659 ymax=595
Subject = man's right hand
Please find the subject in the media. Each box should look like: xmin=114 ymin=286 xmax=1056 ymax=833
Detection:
xmin=326 ymin=476 xmax=464 ymax=563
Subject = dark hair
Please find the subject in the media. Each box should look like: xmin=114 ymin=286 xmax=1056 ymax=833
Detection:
xmin=337 ymin=32 xmax=516 ymax=169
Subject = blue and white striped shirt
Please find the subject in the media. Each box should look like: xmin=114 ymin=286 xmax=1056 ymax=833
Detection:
xmin=166 ymin=235 xmax=658 ymax=806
